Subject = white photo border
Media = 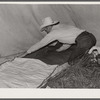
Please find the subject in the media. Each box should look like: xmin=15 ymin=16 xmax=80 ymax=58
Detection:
xmin=0 ymin=1 xmax=99 ymax=99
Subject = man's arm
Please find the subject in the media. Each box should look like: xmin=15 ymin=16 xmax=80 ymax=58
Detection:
xmin=27 ymin=33 xmax=57 ymax=53
xmin=48 ymin=41 xmax=63 ymax=51
xmin=56 ymin=44 xmax=71 ymax=52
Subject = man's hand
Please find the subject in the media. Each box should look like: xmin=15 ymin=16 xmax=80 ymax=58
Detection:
xmin=88 ymin=46 xmax=100 ymax=54
xmin=0 ymin=56 xmax=15 ymax=65
xmin=27 ymin=48 xmax=33 ymax=53
xmin=27 ymin=43 xmax=39 ymax=54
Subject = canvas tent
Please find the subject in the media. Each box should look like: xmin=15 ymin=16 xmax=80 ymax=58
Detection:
xmin=0 ymin=4 xmax=99 ymax=57
xmin=0 ymin=4 xmax=99 ymax=88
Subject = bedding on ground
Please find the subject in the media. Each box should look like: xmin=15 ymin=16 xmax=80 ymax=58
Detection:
xmin=0 ymin=57 xmax=57 ymax=88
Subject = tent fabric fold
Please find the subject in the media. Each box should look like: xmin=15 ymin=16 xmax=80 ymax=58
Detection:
xmin=0 ymin=4 xmax=99 ymax=56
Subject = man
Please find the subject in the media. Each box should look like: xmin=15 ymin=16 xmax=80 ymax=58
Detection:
xmin=25 ymin=17 xmax=96 ymax=65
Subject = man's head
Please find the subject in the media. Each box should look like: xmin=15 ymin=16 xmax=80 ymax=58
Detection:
xmin=40 ymin=17 xmax=59 ymax=34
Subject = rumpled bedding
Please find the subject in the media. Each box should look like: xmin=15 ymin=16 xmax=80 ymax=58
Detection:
xmin=0 ymin=57 xmax=57 ymax=88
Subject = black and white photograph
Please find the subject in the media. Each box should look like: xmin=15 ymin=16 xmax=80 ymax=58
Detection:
xmin=0 ymin=2 xmax=100 ymax=90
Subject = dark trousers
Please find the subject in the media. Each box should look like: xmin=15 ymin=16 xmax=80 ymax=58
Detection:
xmin=23 ymin=31 xmax=96 ymax=65
xmin=68 ymin=31 xmax=96 ymax=65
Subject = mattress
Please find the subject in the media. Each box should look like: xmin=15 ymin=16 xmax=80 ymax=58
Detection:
xmin=0 ymin=57 xmax=57 ymax=88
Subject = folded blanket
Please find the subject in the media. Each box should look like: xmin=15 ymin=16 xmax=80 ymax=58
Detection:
xmin=0 ymin=58 xmax=57 ymax=88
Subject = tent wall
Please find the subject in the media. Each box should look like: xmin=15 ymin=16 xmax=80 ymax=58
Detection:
xmin=0 ymin=4 xmax=99 ymax=56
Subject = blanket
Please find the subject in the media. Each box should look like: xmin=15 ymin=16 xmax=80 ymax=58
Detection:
xmin=41 ymin=53 xmax=100 ymax=88
xmin=0 ymin=58 xmax=57 ymax=88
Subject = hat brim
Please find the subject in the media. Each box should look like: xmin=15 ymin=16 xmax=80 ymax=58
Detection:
xmin=40 ymin=21 xmax=59 ymax=30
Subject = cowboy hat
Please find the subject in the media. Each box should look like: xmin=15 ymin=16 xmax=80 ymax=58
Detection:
xmin=40 ymin=17 xmax=59 ymax=30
